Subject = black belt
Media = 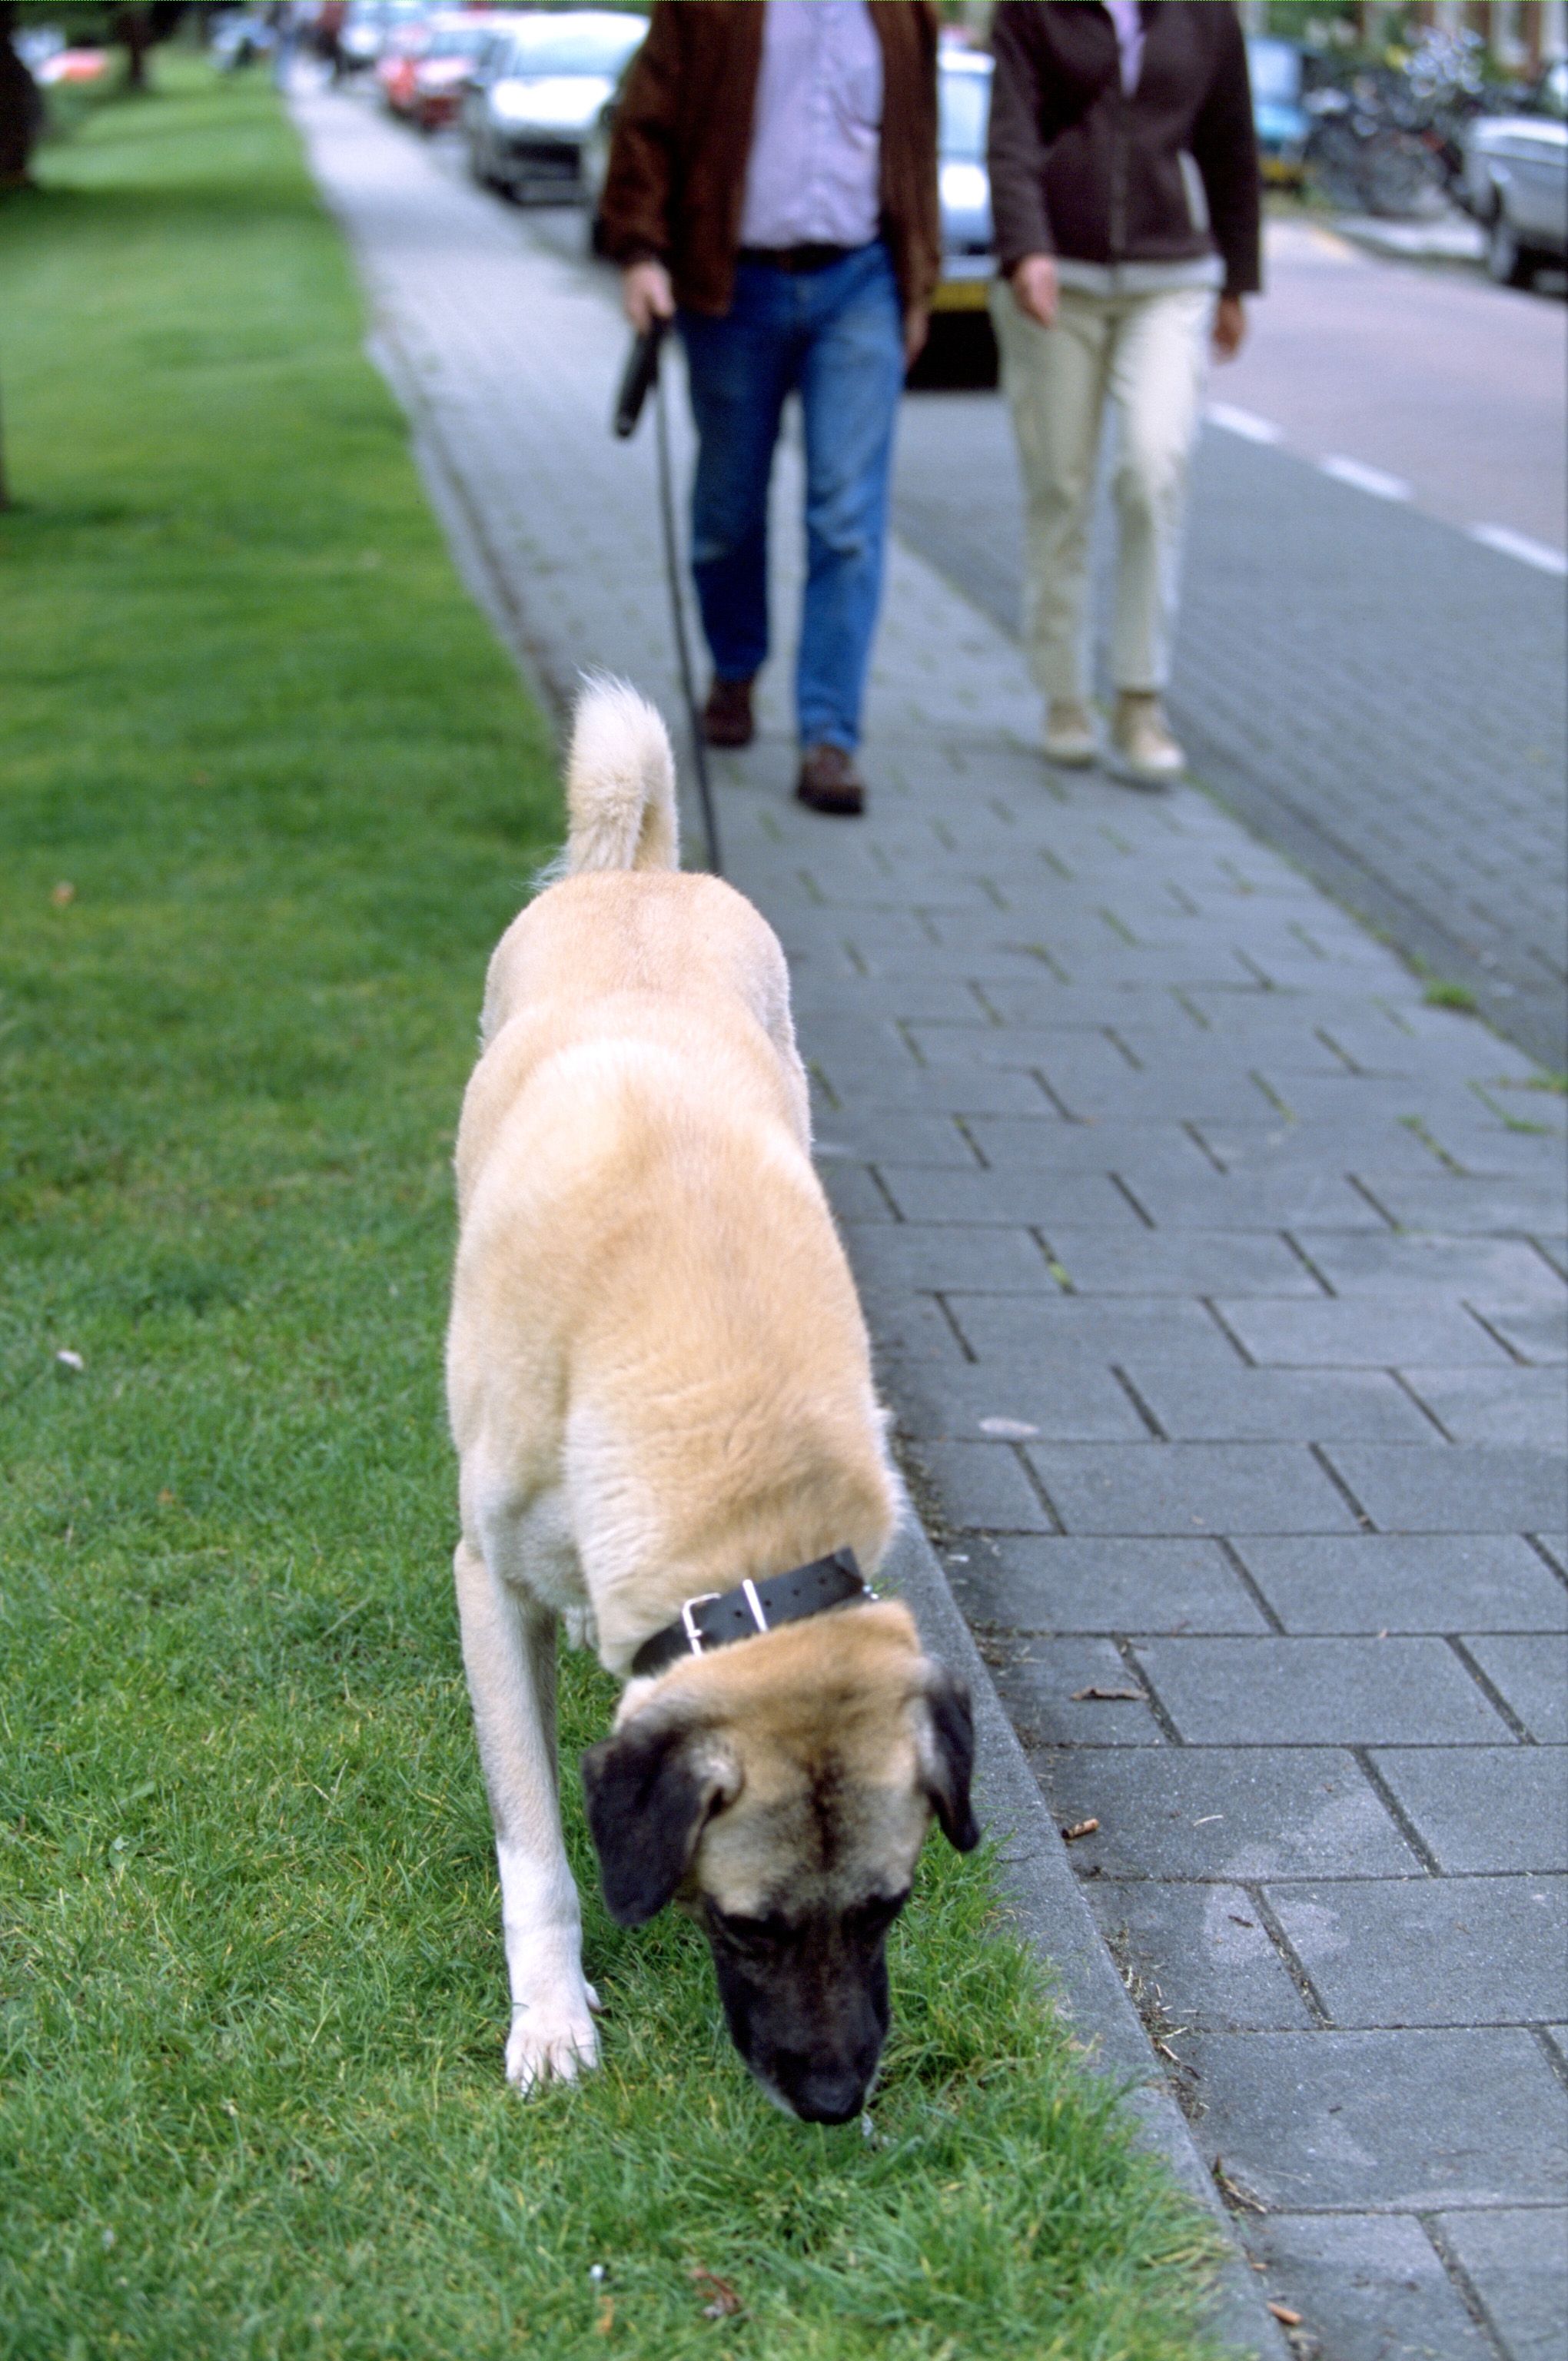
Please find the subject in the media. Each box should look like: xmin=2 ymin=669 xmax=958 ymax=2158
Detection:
xmin=737 ymin=242 xmax=868 ymax=275
xmin=630 ymin=1549 xmax=872 ymax=1680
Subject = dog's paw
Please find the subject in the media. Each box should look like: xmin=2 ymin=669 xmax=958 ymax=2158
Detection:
xmin=505 ymin=1994 xmax=600 ymax=2094
xmin=563 ymin=1603 xmax=598 ymax=1655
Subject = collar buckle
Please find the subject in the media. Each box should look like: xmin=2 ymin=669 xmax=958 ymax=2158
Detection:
xmin=679 ymin=1592 xmax=721 ymax=1656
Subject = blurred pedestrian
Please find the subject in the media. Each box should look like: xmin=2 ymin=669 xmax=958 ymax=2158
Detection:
xmin=0 ymin=3 xmax=43 ymax=193
xmin=317 ymin=0 xmax=347 ymax=85
xmin=988 ymin=2 xmax=1260 ymax=785
xmin=600 ymin=2 xmax=940 ymax=817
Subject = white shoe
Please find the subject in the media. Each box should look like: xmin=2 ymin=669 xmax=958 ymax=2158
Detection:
xmin=1108 ymin=692 xmax=1185 ymax=789
xmin=1042 ymin=698 xmax=1098 ymax=768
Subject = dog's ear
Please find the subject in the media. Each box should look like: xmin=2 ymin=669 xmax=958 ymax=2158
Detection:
xmin=919 ymin=1662 xmax=980 ymax=1853
xmin=580 ymin=1716 xmax=736 ymax=1927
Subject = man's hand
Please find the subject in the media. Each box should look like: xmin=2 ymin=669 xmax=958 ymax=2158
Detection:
xmin=622 ymin=259 xmax=674 ymax=334
xmin=1212 ymin=294 xmax=1247 ymax=360
xmin=903 ymin=305 xmax=930 ymax=367
xmin=1011 ymin=253 xmax=1058 ymax=330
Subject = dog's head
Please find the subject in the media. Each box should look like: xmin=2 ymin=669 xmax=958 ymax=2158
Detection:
xmin=580 ymin=1601 xmax=978 ymax=2123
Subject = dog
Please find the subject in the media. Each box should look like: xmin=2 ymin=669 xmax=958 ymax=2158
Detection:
xmin=445 ymin=680 xmax=978 ymax=2122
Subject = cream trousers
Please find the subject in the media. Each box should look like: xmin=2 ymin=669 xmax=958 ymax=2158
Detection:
xmin=990 ymin=279 xmax=1211 ymax=703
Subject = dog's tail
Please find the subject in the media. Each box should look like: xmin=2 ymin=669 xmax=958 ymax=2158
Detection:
xmin=563 ymin=676 xmax=679 ymax=875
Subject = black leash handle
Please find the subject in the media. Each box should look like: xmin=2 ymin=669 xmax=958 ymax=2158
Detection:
xmin=613 ymin=317 xmax=666 ymax=440
xmin=610 ymin=318 xmax=723 ymax=878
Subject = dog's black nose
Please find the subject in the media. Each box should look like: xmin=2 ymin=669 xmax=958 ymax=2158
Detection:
xmin=785 ymin=2067 xmax=868 ymax=2126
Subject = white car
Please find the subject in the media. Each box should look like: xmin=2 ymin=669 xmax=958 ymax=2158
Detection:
xmin=1463 ymin=60 xmax=1568 ymax=286
xmin=464 ymin=10 xmax=647 ymax=203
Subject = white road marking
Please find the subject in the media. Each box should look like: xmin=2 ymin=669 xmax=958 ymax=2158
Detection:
xmin=1206 ymin=401 xmax=1283 ymax=444
xmin=1468 ymin=523 xmax=1568 ymax=577
xmin=1320 ymin=455 xmax=1413 ymax=502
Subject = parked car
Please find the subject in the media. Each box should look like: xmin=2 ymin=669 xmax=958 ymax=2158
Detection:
xmin=377 ymin=12 xmax=493 ymax=134
xmin=464 ymin=10 xmax=647 ymax=203
xmin=1462 ymin=58 xmax=1568 ymax=285
xmin=341 ymin=1 xmax=425 ymax=78
xmin=1247 ymin=35 xmax=1310 ymax=184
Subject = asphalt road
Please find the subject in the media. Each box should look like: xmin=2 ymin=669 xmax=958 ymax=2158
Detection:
xmin=470 ymin=171 xmax=1568 ymax=1068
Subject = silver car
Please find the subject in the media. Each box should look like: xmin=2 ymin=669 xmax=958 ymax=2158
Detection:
xmin=1463 ymin=60 xmax=1567 ymax=287
xmin=464 ymin=10 xmax=647 ymax=203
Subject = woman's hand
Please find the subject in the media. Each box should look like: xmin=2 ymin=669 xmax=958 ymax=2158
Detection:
xmin=1212 ymin=294 xmax=1247 ymax=360
xmin=1011 ymin=253 xmax=1058 ymax=330
xmin=904 ymin=304 xmax=930 ymax=366
xmin=622 ymin=259 xmax=675 ymax=334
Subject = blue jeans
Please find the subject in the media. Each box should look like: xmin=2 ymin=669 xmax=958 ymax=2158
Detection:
xmin=680 ymin=243 xmax=905 ymax=752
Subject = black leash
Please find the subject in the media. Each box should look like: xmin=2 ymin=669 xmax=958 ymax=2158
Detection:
xmin=613 ymin=320 xmax=723 ymax=878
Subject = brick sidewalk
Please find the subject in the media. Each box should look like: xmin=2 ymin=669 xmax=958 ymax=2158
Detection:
xmin=297 ymin=88 xmax=1567 ymax=2361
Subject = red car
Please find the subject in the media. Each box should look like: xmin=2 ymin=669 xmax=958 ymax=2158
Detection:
xmin=377 ymin=12 xmax=492 ymax=133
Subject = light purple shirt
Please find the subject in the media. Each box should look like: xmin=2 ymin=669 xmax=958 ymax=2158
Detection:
xmin=1103 ymin=1 xmax=1146 ymax=96
xmin=739 ymin=2 xmax=884 ymax=251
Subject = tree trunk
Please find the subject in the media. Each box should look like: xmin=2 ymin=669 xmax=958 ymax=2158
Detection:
xmin=120 ymin=7 xmax=154 ymax=91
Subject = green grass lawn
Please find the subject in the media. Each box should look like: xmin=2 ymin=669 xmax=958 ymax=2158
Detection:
xmin=0 ymin=60 xmax=1224 ymax=2361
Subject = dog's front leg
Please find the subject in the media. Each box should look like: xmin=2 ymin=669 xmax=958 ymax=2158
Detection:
xmin=453 ymin=1538 xmax=600 ymax=2091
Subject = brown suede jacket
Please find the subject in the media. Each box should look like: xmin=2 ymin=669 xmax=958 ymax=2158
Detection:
xmin=599 ymin=2 xmax=942 ymax=317
xmin=988 ymin=2 xmax=1261 ymax=297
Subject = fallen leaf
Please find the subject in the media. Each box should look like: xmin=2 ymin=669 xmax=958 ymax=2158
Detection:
xmin=691 ymin=2266 xmax=741 ymax=2319
xmin=1061 ymin=1817 xmax=1099 ymax=1841
xmin=51 ymin=881 xmax=75 ymax=907
xmin=1071 ymin=1685 xmax=1144 ymax=1702
xmin=594 ymin=2295 xmax=615 ymax=2334
xmin=1267 ymin=2303 xmax=1303 ymax=2328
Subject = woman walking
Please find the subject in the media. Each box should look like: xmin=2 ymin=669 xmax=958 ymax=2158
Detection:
xmin=987 ymin=3 xmax=1260 ymax=785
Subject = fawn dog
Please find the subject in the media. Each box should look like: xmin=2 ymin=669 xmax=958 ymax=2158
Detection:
xmin=446 ymin=681 xmax=977 ymax=2121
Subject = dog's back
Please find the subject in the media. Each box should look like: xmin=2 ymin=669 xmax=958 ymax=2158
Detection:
xmin=447 ymin=682 xmax=897 ymax=1669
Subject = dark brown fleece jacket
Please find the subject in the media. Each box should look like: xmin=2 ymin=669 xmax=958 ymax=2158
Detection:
xmin=598 ymin=1 xmax=941 ymax=317
xmin=988 ymin=2 xmax=1261 ymax=297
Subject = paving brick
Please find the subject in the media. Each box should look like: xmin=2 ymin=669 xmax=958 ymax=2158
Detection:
xmin=1198 ymin=1120 xmax=1462 ymax=1176
xmin=1023 ymin=1442 xmax=1360 ymax=1537
xmin=1185 ymin=2028 xmax=1568 ymax=2208
xmin=842 ymin=1221 xmax=1059 ymax=1297
xmin=1268 ymin=1875 xmax=1567 ymax=2027
xmin=816 ymin=1057 xmax=1050 ymax=1117
xmin=1214 ymin=1297 xmax=1513 ymax=1368
xmin=1124 ymin=1364 xmax=1436 ymax=1443
xmin=817 ymin=1157 xmax=895 ymax=1226
xmin=873 ymin=1162 xmax=1138 ymax=1228
xmin=1322 ymin=1445 xmax=1568 ymax=1535
xmin=1349 ymin=1173 xmax=1568 ymax=1236
xmin=962 ymin=1116 xmax=1216 ymax=1177
xmin=1462 ymin=1635 xmax=1568 ymax=1744
xmin=1239 ymin=2215 xmax=1495 ymax=2361
xmin=1370 ymin=1749 xmax=1568 ymax=1875
xmin=1234 ymin=1536 xmax=1568 ymax=1635
xmin=947 ymin=1293 xmax=1244 ymax=1369
xmin=1471 ymin=1297 xmax=1568 ymax=1364
xmin=992 ymin=1639 xmax=1169 ymax=1749
xmin=1084 ymin=1880 xmax=1315 ymax=2031
xmin=1133 ymin=1637 xmax=1513 ymax=1745
xmin=1032 ymin=1748 xmax=1419 ymax=1880
xmin=1294 ymin=1230 xmax=1564 ymax=1300
xmin=903 ymin=1438 xmax=1055 ymax=1535
xmin=1398 ymin=1366 xmax=1568 ymax=1449
xmin=1038 ymin=1227 xmax=1321 ymax=1297
xmin=884 ymin=1354 xmax=1148 ymax=1443
xmin=1434 ymin=2207 xmax=1568 ymax=2361
xmin=1114 ymin=1167 xmax=1393 ymax=1232
xmin=813 ymin=1114 xmax=978 ymax=1169
xmin=945 ymin=1535 xmax=1269 ymax=1635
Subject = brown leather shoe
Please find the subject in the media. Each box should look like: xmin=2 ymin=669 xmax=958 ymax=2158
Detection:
xmin=703 ymin=675 xmax=756 ymax=748
xmin=796 ymin=742 xmax=865 ymax=817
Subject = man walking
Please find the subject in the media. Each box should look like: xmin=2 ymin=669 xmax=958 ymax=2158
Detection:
xmin=600 ymin=2 xmax=940 ymax=817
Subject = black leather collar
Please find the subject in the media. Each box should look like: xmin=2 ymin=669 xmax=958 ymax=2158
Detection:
xmin=630 ymin=1549 xmax=871 ymax=1680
